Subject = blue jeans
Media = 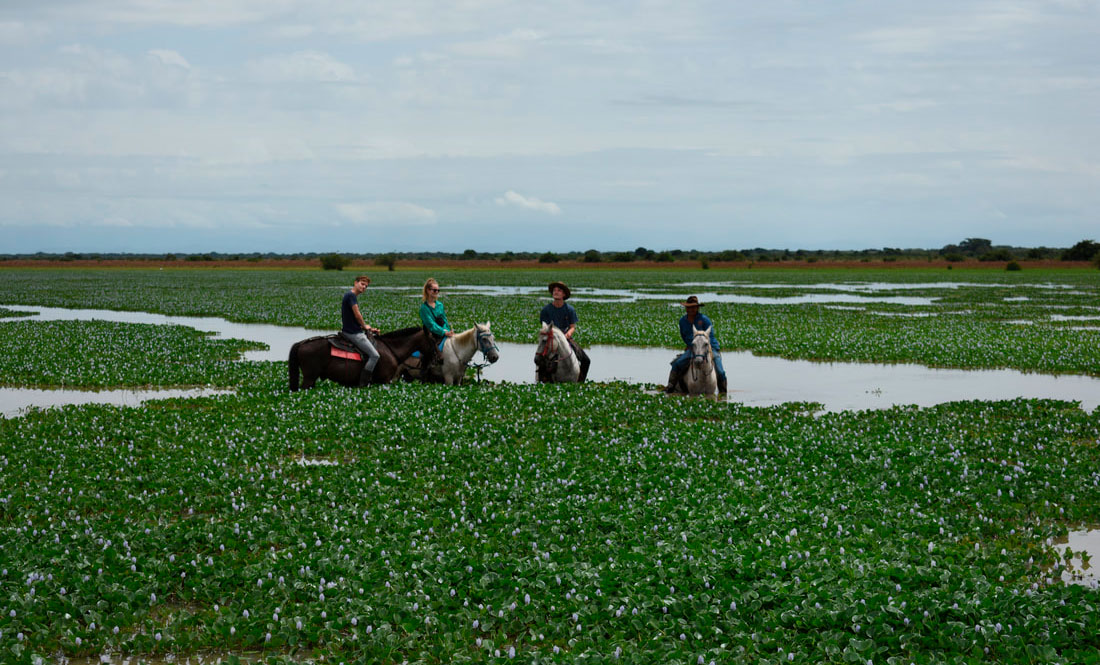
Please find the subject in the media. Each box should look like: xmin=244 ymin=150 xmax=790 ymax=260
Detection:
xmin=672 ymin=348 xmax=725 ymax=380
xmin=346 ymin=331 xmax=380 ymax=373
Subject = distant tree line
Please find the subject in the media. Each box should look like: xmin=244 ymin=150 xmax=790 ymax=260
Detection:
xmin=4 ymin=239 xmax=1098 ymax=268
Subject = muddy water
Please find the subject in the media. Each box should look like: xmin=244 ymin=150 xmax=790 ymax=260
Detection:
xmin=4 ymin=305 xmax=1100 ymax=414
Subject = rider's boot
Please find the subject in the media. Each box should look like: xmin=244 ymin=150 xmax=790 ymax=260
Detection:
xmin=358 ymin=365 xmax=374 ymax=387
xmin=664 ymin=367 xmax=684 ymax=394
xmin=717 ymin=374 xmax=728 ymax=394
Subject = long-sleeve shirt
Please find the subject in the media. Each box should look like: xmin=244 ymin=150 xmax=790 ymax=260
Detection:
xmin=420 ymin=301 xmax=451 ymax=337
xmin=679 ymin=312 xmax=720 ymax=350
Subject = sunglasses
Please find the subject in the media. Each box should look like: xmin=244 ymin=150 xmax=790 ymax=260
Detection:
xmin=428 ymin=288 xmax=440 ymax=292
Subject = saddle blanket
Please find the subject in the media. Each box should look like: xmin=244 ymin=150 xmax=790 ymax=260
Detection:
xmin=327 ymin=335 xmax=363 ymax=361
xmin=330 ymin=347 xmax=361 ymax=361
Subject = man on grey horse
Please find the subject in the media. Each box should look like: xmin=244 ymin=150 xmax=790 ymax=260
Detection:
xmin=341 ymin=275 xmax=381 ymax=386
xmin=539 ymin=281 xmax=591 ymax=382
xmin=666 ymin=295 xmax=727 ymax=394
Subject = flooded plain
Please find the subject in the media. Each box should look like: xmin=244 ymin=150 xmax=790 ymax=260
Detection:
xmin=3 ymin=303 xmax=1100 ymax=414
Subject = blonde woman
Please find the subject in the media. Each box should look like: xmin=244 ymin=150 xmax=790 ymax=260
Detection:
xmin=419 ymin=278 xmax=454 ymax=340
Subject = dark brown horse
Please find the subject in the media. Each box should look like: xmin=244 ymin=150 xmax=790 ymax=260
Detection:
xmin=288 ymin=326 xmax=437 ymax=391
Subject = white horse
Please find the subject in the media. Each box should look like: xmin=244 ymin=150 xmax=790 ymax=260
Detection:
xmin=403 ymin=322 xmax=500 ymax=385
xmin=534 ymin=322 xmax=582 ymax=383
xmin=682 ymin=327 xmax=718 ymax=395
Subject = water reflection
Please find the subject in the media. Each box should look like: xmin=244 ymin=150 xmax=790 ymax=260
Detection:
xmin=1 ymin=387 xmax=232 ymax=419
xmin=480 ymin=342 xmax=1100 ymax=413
xmin=437 ymin=285 xmax=936 ymax=306
xmin=1053 ymin=529 xmax=1100 ymax=588
xmin=4 ymin=305 xmax=1100 ymax=414
xmin=5 ymin=305 xmax=325 ymax=362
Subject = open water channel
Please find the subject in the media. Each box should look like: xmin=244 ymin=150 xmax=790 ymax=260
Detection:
xmin=3 ymin=303 xmax=1099 ymax=415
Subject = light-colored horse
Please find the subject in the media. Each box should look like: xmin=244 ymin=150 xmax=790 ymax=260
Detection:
xmin=682 ymin=327 xmax=718 ymax=395
xmin=403 ymin=322 xmax=500 ymax=385
xmin=534 ymin=322 xmax=582 ymax=383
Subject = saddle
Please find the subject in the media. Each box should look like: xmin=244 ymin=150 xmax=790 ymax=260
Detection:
xmin=328 ymin=331 xmax=379 ymax=362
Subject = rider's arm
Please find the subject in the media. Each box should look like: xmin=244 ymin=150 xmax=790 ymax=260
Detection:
xmin=352 ymin=304 xmax=376 ymax=334
xmin=420 ymin=302 xmax=452 ymax=337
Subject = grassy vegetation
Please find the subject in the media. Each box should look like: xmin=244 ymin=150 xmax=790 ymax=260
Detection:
xmin=0 ymin=319 xmax=265 ymax=389
xmin=0 ymin=267 xmax=1097 ymax=376
xmin=1 ymin=267 xmax=1099 ymax=663
xmin=2 ymin=378 xmax=1099 ymax=663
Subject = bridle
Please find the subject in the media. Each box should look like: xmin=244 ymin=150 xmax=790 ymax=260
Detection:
xmin=689 ymin=333 xmax=713 ymax=382
xmin=475 ymin=327 xmax=499 ymax=361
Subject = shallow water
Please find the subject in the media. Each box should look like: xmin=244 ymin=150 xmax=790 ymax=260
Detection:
xmin=479 ymin=342 xmax=1100 ymax=413
xmin=1 ymin=387 xmax=232 ymax=419
xmin=4 ymin=305 xmax=1100 ymax=414
xmin=438 ymin=285 xmax=936 ymax=306
xmin=1053 ymin=529 xmax=1100 ymax=587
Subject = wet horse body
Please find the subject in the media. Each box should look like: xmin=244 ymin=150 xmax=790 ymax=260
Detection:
xmin=534 ymin=322 xmax=582 ymax=383
xmin=288 ymin=326 xmax=436 ymax=391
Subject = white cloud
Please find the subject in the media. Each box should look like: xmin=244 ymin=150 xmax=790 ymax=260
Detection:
xmin=245 ymin=50 xmax=357 ymax=83
xmin=0 ymin=20 xmax=50 ymax=45
xmin=450 ymin=28 xmax=542 ymax=59
xmin=495 ymin=190 xmax=561 ymax=215
xmin=147 ymin=49 xmax=191 ymax=69
xmin=335 ymin=202 xmax=437 ymax=225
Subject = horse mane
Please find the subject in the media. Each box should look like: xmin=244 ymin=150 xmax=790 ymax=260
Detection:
xmin=453 ymin=326 xmax=476 ymax=345
xmin=379 ymin=325 xmax=424 ymax=340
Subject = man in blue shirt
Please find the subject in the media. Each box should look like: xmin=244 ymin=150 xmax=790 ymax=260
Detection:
xmin=341 ymin=275 xmax=381 ymax=386
xmin=666 ymin=295 xmax=727 ymax=394
xmin=539 ymin=281 xmax=591 ymax=382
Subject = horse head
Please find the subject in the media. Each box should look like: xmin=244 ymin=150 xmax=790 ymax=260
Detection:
xmin=691 ymin=327 xmax=713 ymax=367
xmin=475 ymin=322 xmax=500 ymax=364
xmin=534 ymin=322 xmax=559 ymax=376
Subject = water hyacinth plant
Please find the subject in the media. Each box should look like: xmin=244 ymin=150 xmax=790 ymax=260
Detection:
xmin=0 ymin=266 xmax=1098 ymax=663
xmin=1 ymin=377 xmax=1099 ymax=662
xmin=0 ymin=266 xmax=1097 ymax=375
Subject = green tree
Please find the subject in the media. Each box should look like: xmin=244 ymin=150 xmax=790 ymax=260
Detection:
xmin=374 ymin=254 xmax=397 ymax=271
xmin=1062 ymin=239 xmax=1099 ymax=261
xmin=583 ymin=249 xmax=602 ymax=263
xmin=320 ymin=253 xmax=351 ymax=271
xmin=538 ymin=252 xmax=560 ymax=264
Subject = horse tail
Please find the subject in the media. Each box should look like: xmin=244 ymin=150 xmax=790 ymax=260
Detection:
xmin=288 ymin=341 xmax=301 ymax=392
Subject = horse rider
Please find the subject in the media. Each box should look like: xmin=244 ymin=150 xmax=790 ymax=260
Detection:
xmin=341 ymin=275 xmax=381 ymax=386
xmin=540 ymin=281 xmax=591 ymax=382
xmin=419 ymin=277 xmax=454 ymax=363
xmin=666 ymin=295 xmax=727 ymax=394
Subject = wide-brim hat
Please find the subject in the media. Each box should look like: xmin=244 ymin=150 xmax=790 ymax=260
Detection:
xmin=680 ymin=295 xmax=703 ymax=307
xmin=548 ymin=282 xmax=571 ymax=300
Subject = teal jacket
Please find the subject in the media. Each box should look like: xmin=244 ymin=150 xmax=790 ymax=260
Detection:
xmin=420 ymin=301 xmax=451 ymax=337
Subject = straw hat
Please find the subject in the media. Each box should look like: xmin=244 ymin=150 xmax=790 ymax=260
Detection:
xmin=680 ymin=295 xmax=704 ymax=307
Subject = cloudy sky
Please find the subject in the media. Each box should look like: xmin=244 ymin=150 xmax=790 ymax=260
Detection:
xmin=2 ymin=1 xmax=1097 ymax=253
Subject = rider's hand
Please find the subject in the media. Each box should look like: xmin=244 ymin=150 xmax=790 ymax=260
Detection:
xmin=445 ymin=331 xmax=455 ymax=337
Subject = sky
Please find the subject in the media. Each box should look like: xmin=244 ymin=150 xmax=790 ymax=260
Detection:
xmin=1 ymin=1 xmax=1098 ymax=254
